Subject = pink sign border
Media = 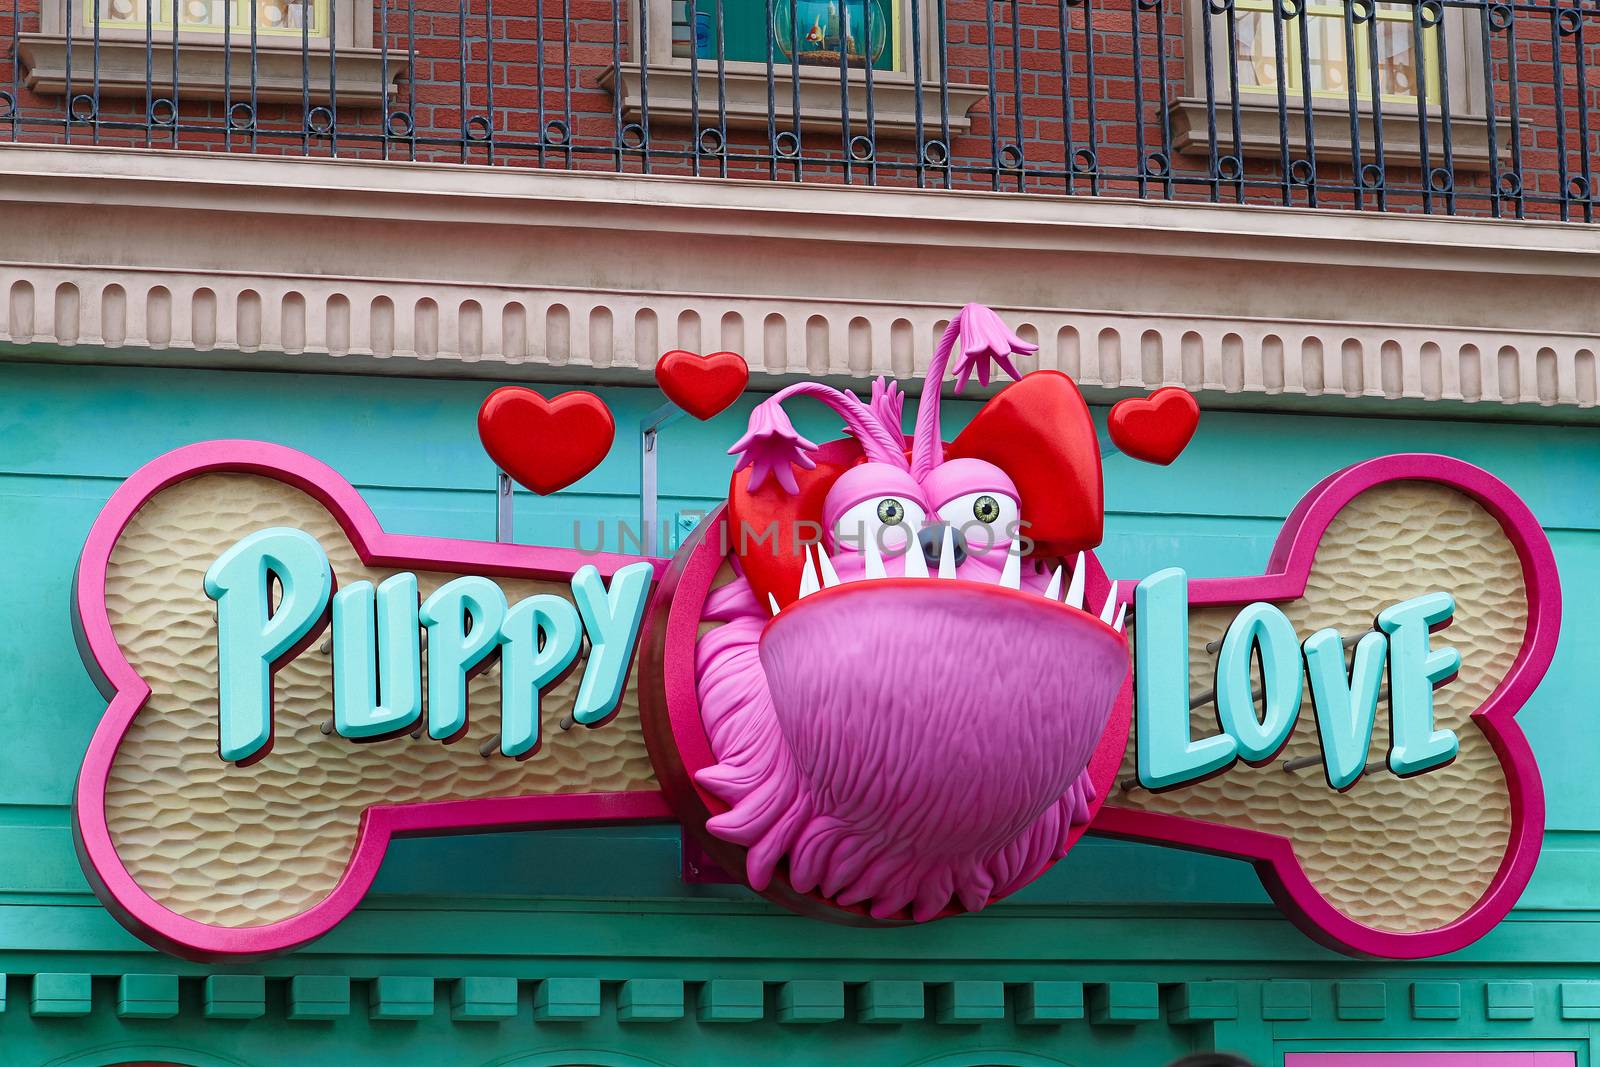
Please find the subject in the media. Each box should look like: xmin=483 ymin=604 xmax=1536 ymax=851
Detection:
xmin=1092 ymin=452 xmax=1560 ymax=960
xmin=71 ymin=439 xmax=676 ymax=961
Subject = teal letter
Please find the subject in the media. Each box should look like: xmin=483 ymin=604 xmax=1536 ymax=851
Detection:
xmin=1378 ymin=592 xmax=1461 ymax=776
xmin=333 ymin=573 xmax=423 ymax=740
xmin=570 ymin=562 xmax=655 ymax=726
xmin=499 ymin=594 xmax=583 ymax=758
xmin=419 ymin=576 xmax=508 ymax=742
xmin=203 ymin=527 xmax=332 ymax=763
xmin=1214 ymin=602 xmax=1304 ymax=763
xmin=1304 ymin=628 xmax=1387 ymax=790
xmin=1136 ymin=567 xmax=1237 ymax=789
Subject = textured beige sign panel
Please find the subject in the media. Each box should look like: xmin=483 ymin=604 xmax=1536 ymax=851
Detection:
xmin=104 ymin=473 xmax=658 ymax=928
xmin=1115 ymin=480 xmax=1521 ymax=934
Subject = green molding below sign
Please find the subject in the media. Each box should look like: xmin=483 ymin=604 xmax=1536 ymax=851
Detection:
xmin=450 ymin=977 xmax=517 ymax=1021
xmin=203 ymin=975 xmax=265 ymax=1020
xmin=778 ymin=980 xmax=844 ymax=1024
xmin=617 ymin=979 xmax=684 ymax=1023
xmin=370 ymin=976 xmax=435 ymax=1020
xmin=698 ymin=979 xmax=764 ymax=1023
xmin=117 ymin=973 xmax=179 ymax=1019
xmin=858 ymin=980 xmax=925 ymax=1024
xmin=31 ymin=973 xmax=91 ymax=1018
xmin=534 ymin=978 xmax=601 ymax=1021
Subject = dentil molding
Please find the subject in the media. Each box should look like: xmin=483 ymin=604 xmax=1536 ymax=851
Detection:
xmin=0 ymin=144 xmax=1596 ymax=412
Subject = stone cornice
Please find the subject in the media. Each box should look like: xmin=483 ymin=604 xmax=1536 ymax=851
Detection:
xmin=1 ymin=143 xmax=1596 ymax=413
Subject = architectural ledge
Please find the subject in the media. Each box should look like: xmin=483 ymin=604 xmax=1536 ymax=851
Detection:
xmin=0 ymin=143 xmax=1596 ymax=413
xmin=18 ymin=36 xmax=405 ymax=107
xmin=601 ymin=61 xmax=987 ymax=137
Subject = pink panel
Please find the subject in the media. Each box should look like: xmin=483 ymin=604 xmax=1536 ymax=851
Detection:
xmin=1286 ymin=1053 xmax=1576 ymax=1066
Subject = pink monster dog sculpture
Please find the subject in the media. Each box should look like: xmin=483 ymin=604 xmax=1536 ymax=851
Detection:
xmin=686 ymin=304 xmax=1134 ymax=923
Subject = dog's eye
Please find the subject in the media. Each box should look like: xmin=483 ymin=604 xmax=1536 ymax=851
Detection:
xmin=836 ymin=496 xmax=927 ymax=553
xmin=936 ymin=491 xmax=1021 ymax=551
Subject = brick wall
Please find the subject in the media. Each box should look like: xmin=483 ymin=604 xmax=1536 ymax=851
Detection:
xmin=2 ymin=0 xmax=1597 ymax=218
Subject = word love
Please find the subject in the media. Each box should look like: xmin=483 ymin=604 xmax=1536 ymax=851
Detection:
xmin=1135 ymin=567 xmax=1461 ymax=791
xmin=204 ymin=528 xmax=654 ymax=764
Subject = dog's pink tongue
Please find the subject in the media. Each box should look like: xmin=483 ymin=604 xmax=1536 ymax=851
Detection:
xmin=756 ymin=579 xmax=1128 ymax=919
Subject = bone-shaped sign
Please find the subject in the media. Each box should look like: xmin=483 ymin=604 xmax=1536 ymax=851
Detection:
xmin=1094 ymin=455 xmax=1559 ymax=959
xmin=73 ymin=443 xmax=1558 ymax=961
xmin=71 ymin=441 xmax=673 ymax=960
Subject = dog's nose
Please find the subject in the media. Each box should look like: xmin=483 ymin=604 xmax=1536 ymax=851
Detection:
xmin=919 ymin=524 xmax=968 ymax=569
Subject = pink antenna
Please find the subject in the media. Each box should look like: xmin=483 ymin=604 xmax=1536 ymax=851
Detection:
xmin=730 ymin=380 xmax=908 ymax=493
xmin=910 ymin=304 xmax=1037 ymax=481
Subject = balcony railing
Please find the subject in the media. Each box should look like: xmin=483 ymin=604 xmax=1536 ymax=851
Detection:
xmin=1 ymin=0 xmax=1596 ymax=220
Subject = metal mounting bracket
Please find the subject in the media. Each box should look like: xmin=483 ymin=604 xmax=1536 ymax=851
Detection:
xmin=640 ymin=401 xmax=685 ymax=557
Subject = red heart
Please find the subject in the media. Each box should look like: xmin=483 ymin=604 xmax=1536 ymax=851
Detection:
xmin=947 ymin=370 xmax=1105 ymax=556
xmin=655 ymin=350 xmax=750 ymax=421
xmin=1108 ymin=387 xmax=1200 ymax=466
xmin=477 ymin=387 xmax=615 ymax=496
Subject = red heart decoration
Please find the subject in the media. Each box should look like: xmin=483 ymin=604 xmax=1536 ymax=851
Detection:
xmin=655 ymin=350 xmax=750 ymax=421
xmin=1108 ymin=387 xmax=1200 ymax=466
xmin=947 ymin=370 xmax=1105 ymax=556
xmin=477 ymin=387 xmax=615 ymax=496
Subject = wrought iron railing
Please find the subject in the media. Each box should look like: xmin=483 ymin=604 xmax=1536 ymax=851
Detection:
xmin=1 ymin=0 xmax=1596 ymax=219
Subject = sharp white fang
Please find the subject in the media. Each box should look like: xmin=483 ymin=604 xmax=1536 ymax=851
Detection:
xmin=938 ymin=526 xmax=958 ymax=579
xmin=768 ymin=593 xmax=782 ymax=616
xmin=1099 ymin=580 xmax=1120 ymax=624
xmin=999 ymin=540 xmax=1022 ymax=590
xmin=862 ymin=532 xmax=887 ymax=580
xmin=1066 ymin=551 xmax=1086 ymax=608
xmin=902 ymin=540 xmax=929 ymax=578
xmin=1044 ymin=565 xmax=1063 ymax=601
xmin=798 ymin=549 xmax=820 ymax=599
xmin=1113 ymin=603 xmax=1127 ymax=633
xmin=816 ymin=543 xmax=842 ymax=588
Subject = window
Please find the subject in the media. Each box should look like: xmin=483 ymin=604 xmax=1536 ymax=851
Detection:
xmin=87 ymin=0 xmax=328 ymax=38
xmin=1231 ymin=0 xmax=1439 ymax=105
xmin=604 ymin=0 xmax=988 ymax=137
xmin=674 ymin=0 xmax=898 ymax=72
xmin=19 ymin=0 xmax=400 ymax=106
xmin=1172 ymin=0 xmax=1493 ymax=169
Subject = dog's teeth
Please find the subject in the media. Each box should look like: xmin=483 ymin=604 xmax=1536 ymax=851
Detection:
xmin=902 ymin=540 xmax=929 ymax=578
xmin=1113 ymin=603 xmax=1127 ymax=633
xmin=798 ymin=549 xmax=820 ymax=599
xmin=768 ymin=593 xmax=782 ymax=616
xmin=999 ymin=540 xmax=1022 ymax=590
xmin=1044 ymin=565 xmax=1063 ymax=601
xmin=1066 ymin=551 xmax=1086 ymax=608
xmin=938 ymin=526 xmax=958 ymax=579
xmin=862 ymin=532 xmax=887 ymax=580
xmin=816 ymin=543 xmax=842 ymax=588
xmin=1099 ymin=580 xmax=1120 ymax=624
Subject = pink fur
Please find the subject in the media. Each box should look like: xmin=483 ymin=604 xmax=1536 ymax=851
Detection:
xmin=694 ymin=575 xmax=1124 ymax=921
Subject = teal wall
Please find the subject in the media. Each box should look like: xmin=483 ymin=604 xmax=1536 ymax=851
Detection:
xmin=1 ymin=360 xmax=1599 ymax=1067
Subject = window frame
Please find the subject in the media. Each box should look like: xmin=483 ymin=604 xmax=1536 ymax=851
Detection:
xmin=18 ymin=0 xmax=402 ymax=106
xmin=1172 ymin=0 xmax=1495 ymax=170
xmin=602 ymin=0 xmax=990 ymax=137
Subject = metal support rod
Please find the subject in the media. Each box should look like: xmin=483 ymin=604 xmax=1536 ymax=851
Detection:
xmin=640 ymin=401 xmax=685 ymax=557
xmin=1283 ymin=757 xmax=1386 ymax=776
xmin=495 ymin=468 xmax=514 ymax=543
